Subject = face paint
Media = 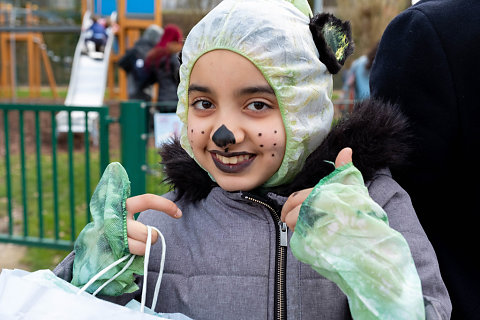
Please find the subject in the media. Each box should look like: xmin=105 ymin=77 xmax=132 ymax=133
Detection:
xmin=212 ymin=124 xmax=236 ymax=148
xmin=187 ymin=50 xmax=287 ymax=191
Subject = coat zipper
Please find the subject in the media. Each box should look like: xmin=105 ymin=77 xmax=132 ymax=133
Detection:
xmin=242 ymin=194 xmax=287 ymax=320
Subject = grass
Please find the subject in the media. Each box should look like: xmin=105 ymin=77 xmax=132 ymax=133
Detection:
xmin=2 ymin=87 xmax=115 ymax=101
xmin=0 ymin=147 xmax=170 ymax=271
xmin=15 ymin=87 xmax=68 ymax=100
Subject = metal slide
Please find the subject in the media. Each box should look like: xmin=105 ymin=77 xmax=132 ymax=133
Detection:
xmin=56 ymin=10 xmax=116 ymax=143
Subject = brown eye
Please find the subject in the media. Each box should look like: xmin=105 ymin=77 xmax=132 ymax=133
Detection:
xmin=246 ymin=101 xmax=271 ymax=111
xmin=192 ymin=100 xmax=214 ymax=110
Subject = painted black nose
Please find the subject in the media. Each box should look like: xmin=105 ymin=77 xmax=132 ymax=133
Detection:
xmin=212 ymin=124 xmax=236 ymax=148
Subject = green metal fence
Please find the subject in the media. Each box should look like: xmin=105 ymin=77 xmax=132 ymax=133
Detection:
xmin=120 ymin=101 xmax=147 ymax=197
xmin=0 ymin=101 xmax=177 ymax=250
xmin=0 ymin=103 xmax=111 ymax=250
xmin=0 ymin=98 xmax=352 ymax=252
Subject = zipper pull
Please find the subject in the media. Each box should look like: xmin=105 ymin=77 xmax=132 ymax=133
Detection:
xmin=279 ymin=221 xmax=288 ymax=247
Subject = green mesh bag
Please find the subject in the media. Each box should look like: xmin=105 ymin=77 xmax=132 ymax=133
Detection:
xmin=290 ymin=163 xmax=425 ymax=319
xmin=71 ymin=162 xmax=144 ymax=296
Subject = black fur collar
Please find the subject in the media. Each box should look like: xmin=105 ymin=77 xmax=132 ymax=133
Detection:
xmin=160 ymin=99 xmax=412 ymax=202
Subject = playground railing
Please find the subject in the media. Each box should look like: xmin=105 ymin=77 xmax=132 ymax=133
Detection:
xmin=1 ymin=99 xmax=348 ymax=250
xmin=0 ymin=103 xmax=110 ymax=250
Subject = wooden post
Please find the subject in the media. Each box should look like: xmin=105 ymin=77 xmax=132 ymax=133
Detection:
xmin=107 ymin=59 xmax=115 ymax=99
xmin=1 ymin=4 xmax=13 ymax=98
xmin=117 ymin=0 xmax=127 ymax=100
xmin=0 ymin=34 xmax=12 ymax=98
xmin=0 ymin=3 xmax=58 ymax=99
xmin=27 ymin=33 xmax=36 ymax=98
xmin=39 ymin=36 xmax=59 ymax=99
xmin=155 ymin=0 xmax=162 ymax=27
xmin=33 ymin=35 xmax=41 ymax=98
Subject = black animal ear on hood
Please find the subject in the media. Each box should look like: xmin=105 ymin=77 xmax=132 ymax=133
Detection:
xmin=310 ymin=13 xmax=354 ymax=74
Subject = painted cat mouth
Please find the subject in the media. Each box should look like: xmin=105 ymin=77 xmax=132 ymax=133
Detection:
xmin=209 ymin=151 xmax=256 ymax=173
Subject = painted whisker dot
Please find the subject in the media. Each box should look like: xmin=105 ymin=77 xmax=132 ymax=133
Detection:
xmin=273 ymin=143 xmax=277 ymax=146
xmin=260 ymin=144 xmax=264 ymax=147
xmin=274 ymin=130 xmax=277 ymax=134
xmin=201 ymin=131 xmax=205 ymax=134
xmin=258 ymin=133 xmax=262 ymax=136
xmin=271 ymin=154 xmax=275 ymax=157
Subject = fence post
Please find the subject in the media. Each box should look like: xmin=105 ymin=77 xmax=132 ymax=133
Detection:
xmin=120 ymin=101 xmax=147 ymax=196
xmin=98 ymin=107 xmax=111 ymax=174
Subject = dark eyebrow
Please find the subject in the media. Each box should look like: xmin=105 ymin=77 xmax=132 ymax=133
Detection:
xmin=188 ymin=84 xmax=211 ymax=94
xmin=236 ymin=86 xmax=275 ymax=96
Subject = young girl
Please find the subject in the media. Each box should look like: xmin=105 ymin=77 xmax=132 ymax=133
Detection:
xmin=55 ymin=0 xmax=451 ymax=318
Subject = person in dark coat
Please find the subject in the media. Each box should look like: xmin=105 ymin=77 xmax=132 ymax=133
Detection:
xmin=144 ymin=24 xmax=184 ymax=113
xmin=369 ymin=0 xmax=480 ymax=318
xmin=117 ymin=25 xmax=164 ymax=100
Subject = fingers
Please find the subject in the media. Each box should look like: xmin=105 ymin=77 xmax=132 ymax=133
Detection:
xmin=281 ymin=188 xmax=313 ymax=232
xmin=127 ymin=219 xmax=158 ymax=244
xmin=126 ymin=194 xmax=182 ymax=220
xmin=334 ymin=147 xmax=353 ymax=168
xmin=280 ymin=148 xmax=353 ymax=233
xmin=281 ymin=188 xmax=312 ymax=222
xmin=127 ymin=219 xmax=158 ymax=255
xmin=128 ymin=237 xmax=147 ymax=256
xmin=284 ymin=205 xmax=301 ymax=232
xmin=125 ymin=194 xmax=180 ymax=256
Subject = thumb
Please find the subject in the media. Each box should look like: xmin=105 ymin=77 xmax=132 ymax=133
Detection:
xmin=335 ymin=147 xmax=353 ymax=168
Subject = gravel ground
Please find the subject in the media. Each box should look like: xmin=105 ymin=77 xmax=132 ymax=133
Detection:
xmin=0 ymin=243 xmax=28 ymax=272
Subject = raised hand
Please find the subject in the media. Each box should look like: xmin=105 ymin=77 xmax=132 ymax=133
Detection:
xmin=125 ymin=194 xmax=182 ymax=255
xmin=281 ymin=147 xmax=352 ymax=231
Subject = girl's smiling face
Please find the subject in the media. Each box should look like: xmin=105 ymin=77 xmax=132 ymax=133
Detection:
xmin=187 ymin=50 xmax=286 ymax=191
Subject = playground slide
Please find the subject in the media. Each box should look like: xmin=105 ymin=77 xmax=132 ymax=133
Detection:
xmin=56 ymin=10 xmax=116 ymax=142
xmin=64 ymin=10 xmax=115 ymax=107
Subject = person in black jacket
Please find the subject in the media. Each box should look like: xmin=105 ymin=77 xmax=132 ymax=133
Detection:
xmin=369 ymin=0 xmax=480 ymax=318
xmin=117 ymin=25 xmax=164 ymax=100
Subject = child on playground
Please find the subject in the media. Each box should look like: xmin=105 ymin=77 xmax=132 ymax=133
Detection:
xmin=85 ymin=16 xmax=108 ymax=53
xmin=55 ymin=0 xmax=451 ymax=318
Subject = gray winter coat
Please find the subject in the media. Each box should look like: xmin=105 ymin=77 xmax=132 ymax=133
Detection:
xmin=54 ymin=100 xmax=451 ymax=319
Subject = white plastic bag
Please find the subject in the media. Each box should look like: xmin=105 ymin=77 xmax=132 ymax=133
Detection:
xmin=0 ymin=226 xmax=192 ymax=320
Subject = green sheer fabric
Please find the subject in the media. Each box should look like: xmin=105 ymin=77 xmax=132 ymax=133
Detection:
xmin=71 ymin=162 xmax=144 ymax=296
xmin=291 ymin=163 xmax=425 ymax=319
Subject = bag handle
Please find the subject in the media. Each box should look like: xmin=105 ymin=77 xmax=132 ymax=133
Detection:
xmin=78 ymin=225 xmax=166 ymax=313
xmin=141 ymin=226 xmax=166 ymax=312
xmin=77 ymin=254 xmax=135 ymax=296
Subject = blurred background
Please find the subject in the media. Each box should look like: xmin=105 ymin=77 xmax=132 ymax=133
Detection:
xmin=0 ymin=0 xmax=410 ymax=99
xmin=0 ymin=0 xmax=410 ymax=272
